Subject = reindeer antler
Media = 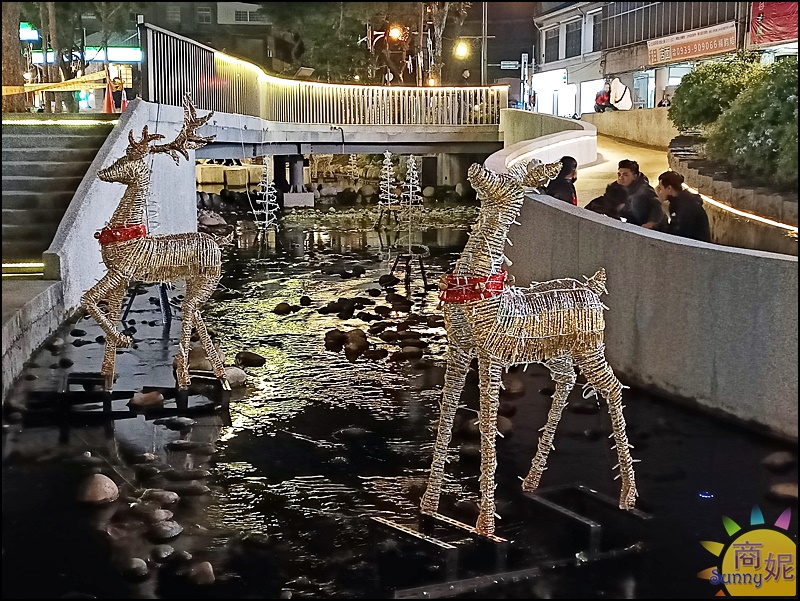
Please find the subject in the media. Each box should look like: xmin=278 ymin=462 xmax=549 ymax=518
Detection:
xmin=150 ymin=94 xmax=216 ymax=165
xmin=519 ymin=160 xmax=562 ymax=188
xmin=126 ymin=125 xmax=166 ymax=160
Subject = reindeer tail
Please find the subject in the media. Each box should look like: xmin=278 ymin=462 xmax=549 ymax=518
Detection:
xmin=585 ymin=268 xmax=608 ymax=296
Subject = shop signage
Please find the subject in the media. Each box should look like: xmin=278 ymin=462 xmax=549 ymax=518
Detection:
xmin=647 ymin=21 xmax=737 ymax=66
xmin=749 ymin=2 xmax=799 ymax=48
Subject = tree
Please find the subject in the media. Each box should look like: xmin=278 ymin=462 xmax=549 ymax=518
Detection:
xmin=258 ymin=2 xmax=428 ymax=84
xmin=86 ymin=2 xmax=140 ymax=73
xmin=2 ymin=2 xmax=27 ymax=113
xmin=668 ymin=51 xmax=763 ymax=131
xmin=706 ymin=57 xmax=798 ymax=190
xmin=428 ymin=2 xmax=471 ymax=84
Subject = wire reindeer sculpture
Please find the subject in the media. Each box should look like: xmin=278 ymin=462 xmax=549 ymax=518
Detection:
xmin=81 ymin=94 xmax=230 ymax=391
xmin=420 ymin=160 xmax=638 ymax=536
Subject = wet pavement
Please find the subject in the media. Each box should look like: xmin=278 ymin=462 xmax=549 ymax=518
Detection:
xmin=2 ymin=206 xmax=797 ymax=599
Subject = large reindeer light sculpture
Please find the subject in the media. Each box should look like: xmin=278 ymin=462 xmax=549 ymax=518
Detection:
xmin=82 ymin=95 xmax=229 ymax=391
xmin=421 ymin=161 xmax=638 ymax=536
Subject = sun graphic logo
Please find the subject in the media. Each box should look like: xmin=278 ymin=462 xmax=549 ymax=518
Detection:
xmin=698 ymin=506 xmax=796 ymax=597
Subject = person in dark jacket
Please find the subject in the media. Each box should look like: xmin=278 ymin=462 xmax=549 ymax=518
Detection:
xmin=656 ymin=171 xmax=711 ymax=242
xmin=607 ymin=159 xmax=667 ymax=229
xmin=585 ymin=183 xmax=627 ymax=220
xmin=544 ymin=155 xmax=578 ymax=205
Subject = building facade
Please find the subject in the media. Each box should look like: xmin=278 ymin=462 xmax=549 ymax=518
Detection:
xmin=531 ymin=2 xmax=797 ymax=118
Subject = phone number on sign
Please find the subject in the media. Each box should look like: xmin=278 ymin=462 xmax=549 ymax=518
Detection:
xmin=672 ymin=35 xmax=736 ymax=56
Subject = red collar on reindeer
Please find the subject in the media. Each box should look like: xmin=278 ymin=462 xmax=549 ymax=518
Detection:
xmin=438 ymin=271 xmax=507 ymax=303
xmin=95 ymin=223 xmax=148 ymax=245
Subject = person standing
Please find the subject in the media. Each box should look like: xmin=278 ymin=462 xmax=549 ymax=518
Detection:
xmin=544 ymin=156 xmax=578 ymax=205
xmin=655 ymin=171 xmax=711 ymax=242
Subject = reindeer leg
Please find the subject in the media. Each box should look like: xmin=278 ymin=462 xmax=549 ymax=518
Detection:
xmin=475 ymin=355 xmax=503 ymax=536
xmin=82 ymin=271 xmax=132 ymax=349
xmin=576 ymin=346 xmax=637 ymax=509
xmin=193 ymin=308 xmax=226 ymax=382
xmin=421 ymin=346 xmax=472 ymax=515
xmin=99 ymin=287 xmax=127 ymax=390
xmin=175 ymin=281 xmax=203 ymax=390
xmin=522 ymin=355 xmax=576 ymax=492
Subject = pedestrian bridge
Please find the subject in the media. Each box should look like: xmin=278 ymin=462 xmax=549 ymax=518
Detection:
xmin=140 ymin=22 xmax=507 ymax=158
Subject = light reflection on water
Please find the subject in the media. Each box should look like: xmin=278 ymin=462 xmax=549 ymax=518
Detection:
xmin=201 ymin=210 xmax=474 ymax=594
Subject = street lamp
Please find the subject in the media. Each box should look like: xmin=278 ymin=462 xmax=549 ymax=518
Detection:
xmin=452 ymin=3 xmax=492 ymax=85
xmin=359 ymin=24 xmax=405 ymax=52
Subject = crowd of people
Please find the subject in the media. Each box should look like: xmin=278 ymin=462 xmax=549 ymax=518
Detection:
xmin=543 ymin=155 xmax=711 ymax=243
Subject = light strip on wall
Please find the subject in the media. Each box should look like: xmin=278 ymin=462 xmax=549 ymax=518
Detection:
xmin=3 ymin=263 xmax=46 ymax=268
xmin=2 ymin=119 xmax=118 ymax=126
xmin=507 ymin=135 xmax=596 ymax=168
xmin=682 ymin=183 xmax=798 ymax=235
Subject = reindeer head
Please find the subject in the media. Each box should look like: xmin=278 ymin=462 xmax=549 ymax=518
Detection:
xmin=467 ymin=160 xmax=562 ymax=213
xmin=97 ymin=94 xmax=216 ymax=186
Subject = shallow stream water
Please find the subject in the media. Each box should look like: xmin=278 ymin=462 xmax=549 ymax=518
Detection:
xmin=2 ymin=206 xmax=797 ymax=599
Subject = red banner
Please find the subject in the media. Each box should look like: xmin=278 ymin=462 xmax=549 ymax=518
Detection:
xmin=749 ymin=2 xmax=799 ymax=48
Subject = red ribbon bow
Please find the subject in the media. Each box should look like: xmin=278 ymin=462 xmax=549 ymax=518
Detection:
xmin=95 ymin=223 xmax=148 ymax=245
xmin=438 ymin=271 xmax=507 ymax=303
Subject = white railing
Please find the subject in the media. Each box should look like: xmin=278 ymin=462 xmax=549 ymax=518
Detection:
xmin=138 ymin=22 xmax=508 ymax=126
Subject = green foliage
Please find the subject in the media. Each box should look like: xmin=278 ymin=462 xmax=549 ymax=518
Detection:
xmin=258 ymin=2 xmax=419 ymax=83
xmin=668 ymin=51 xmax=763 ymax=130
xmin=706 ymin=57 xmax=798 ymax=189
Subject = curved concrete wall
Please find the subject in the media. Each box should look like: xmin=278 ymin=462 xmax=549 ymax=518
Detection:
xmin=44 ymin=100 xmax=200 ymax=313
xmin=504 ymin=195 xmax=798 ymax=441
xmin=580 ymin=107 xmax=679 ymax=150
xmin=484 ymin=110 xmax=798 ymax=440
xmin=488 ymin=110 xmax=597 ymax=173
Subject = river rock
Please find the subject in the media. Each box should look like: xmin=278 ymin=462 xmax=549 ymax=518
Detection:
xmin=117 ymin=557 xmax=149 ymax=579
xmin=149 ymin=520 xmax=183 ymax=541
xmin=142 ymin=489 xmax=179 ymax=505
xmin=77 ymin=474 xmax=119 ymax=504
xmin=180 ymin=561 xmax=215 ymax=585
xmin=151 ymin=544 xmax=176 ymax=562
xmin=166 ymin=440 xmax=216 ymax=455
xmin=501 ymin=373 xmax=525 ymax=396
xmin=761 ymin=451 xmax=796 ymax=473
xmin=273 ymin=302 xmax=293 ymax=315
xmin=162 ymin=480 xmax=211 ymax=496
xmin=767 ymin=482 xmax=798 ymax=502
xmin=225 ymin=366 xmax=248 ymax=387
xmin=153 ymin=417 xmax=196 ymax=431
xmin=128 ymin=391 xmax=164 ymax=408
xmin=236 ymin=350 xmax=267 ymax=367
xmin=163 ymin=468 xmax=211 ymax=481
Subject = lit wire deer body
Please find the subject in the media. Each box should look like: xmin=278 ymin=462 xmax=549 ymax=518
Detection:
xmin=81 ymin=96 xmax=229 ymax=390
xmin=421 ymin=161 xmax=638 ymax=536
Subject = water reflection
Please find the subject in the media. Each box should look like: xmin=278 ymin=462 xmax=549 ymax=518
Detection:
xmin=3 ymin=207 xmax=796 ymax=600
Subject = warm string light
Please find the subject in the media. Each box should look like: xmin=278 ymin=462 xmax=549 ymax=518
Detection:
xmin=81 ymin=95 xmax=229 ymax=391
xmin=420 ymin=160 xmax=638 ymax=537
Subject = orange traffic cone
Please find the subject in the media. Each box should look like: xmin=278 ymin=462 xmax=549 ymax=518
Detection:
xmin=120 ymin=88 xmax=128 ymax=113
xmin=103 ymin=74 xmax=115 ymax=114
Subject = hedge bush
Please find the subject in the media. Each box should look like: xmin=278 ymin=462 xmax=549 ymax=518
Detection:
xmin=706 ymin=57 xmax=798 ymax=189
xmin=668 ymin=51 xmax=763 ymax=130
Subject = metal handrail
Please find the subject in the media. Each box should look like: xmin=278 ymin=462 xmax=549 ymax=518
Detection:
xmin=137 ymin=22 xmax=508 ymax=126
